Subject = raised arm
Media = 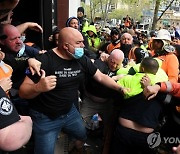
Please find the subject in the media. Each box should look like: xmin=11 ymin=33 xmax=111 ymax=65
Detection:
xmin=93 ymin=69 xmax=124 ymax=93
xmin=16 ymin=22 xmax=43 ymax=34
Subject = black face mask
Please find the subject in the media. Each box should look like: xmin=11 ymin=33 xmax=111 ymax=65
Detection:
xmin=120 ymin=44 xmax=132 ymax=58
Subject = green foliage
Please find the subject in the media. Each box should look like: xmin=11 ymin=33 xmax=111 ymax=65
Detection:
xmin=108 ymin=9 xmax=127 ymax=19
xmin=108 ymin=8 xmax=142 ymax=21
xmin=84 ymin=0 xmax=150 ymax=23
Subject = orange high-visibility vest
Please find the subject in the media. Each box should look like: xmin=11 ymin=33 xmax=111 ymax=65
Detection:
xmin=106 ymin=43 xmax=121 ymax=54
xmin=0 ymin=61 xmax=13 ymax=79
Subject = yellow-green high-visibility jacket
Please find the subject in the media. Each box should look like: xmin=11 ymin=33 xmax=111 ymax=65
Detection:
xmin=117 ymin=73 xmax=156 ymax=99
xmin=116 ymin=59 xmax=168 ymax=83
xmin=86 ymin=25 xmax=101 ymax=50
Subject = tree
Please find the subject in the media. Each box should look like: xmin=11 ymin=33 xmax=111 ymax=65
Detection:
xmin=151 ymin=0 xmax=176 ymax=30
xmin=83 ymin=0 xmax=119 ymax=26
xmin=89 ymin=0 xmax=101 ymax=23
xmin=99 ymin=0 xmax=110 ymax=27
xmin=116 ymin=0 xmax=150 ymax=24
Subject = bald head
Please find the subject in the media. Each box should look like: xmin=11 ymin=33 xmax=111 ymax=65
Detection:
xmin=0 ymin=24 xmax=22 ymax=53
xmin=57 ymin=27 xmax=84 ymax=59
xmin=110 ymin=49 xmax=124 ymax=61
xmin=3 ymin=24 xmax=19 ymax=34
xmin=59 ymin=27 xmax=83 ymax=45
xmin=121 ymin=33 xmax=133 ymax=44
xmin=108 ymin=49 xmax=124 ymax=71
xmin=128 ymin=29 xmax=135 ymax=36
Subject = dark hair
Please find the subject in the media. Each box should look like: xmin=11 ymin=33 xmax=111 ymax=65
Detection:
xmin=133 ymin=39 xmax=141 ymax=46
xmin=141 ymin=57 xmax=159 ymax=75
xmin=110 ymin=27 xmax=120 ymax=36
xmin=0 ymin=24 xmax=7 ymax=39
xmin=77 ymin=7 xmax=84 ymax=14
xmin=141 ymin=32 xmax=147 ymax=38
xmin=65 ymin=17 xmax=80 ymax=27
xmin=52 ymin=26 xmax=59 ymax=35
xmin=174 ymin=44 xmax=180 ymax=56
xmin=149 ymin=30 xmax=157 ymax=37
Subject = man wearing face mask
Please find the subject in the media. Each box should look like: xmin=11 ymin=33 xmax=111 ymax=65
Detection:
xmin=65 ymin=16 xmax=97 ymax=59
xmin=18 ymin=27 xmax=124 ymax=154
xmin=0 ymin=24 xmax=42 ymax=115
xmin=0 ymin=24 xmax=41 ymax=88
xmin=120 ymin=32 xmax=133 ymax=65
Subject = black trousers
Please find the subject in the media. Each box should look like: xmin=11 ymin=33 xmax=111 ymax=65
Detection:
xmin=110 ymin=124 xmax=155 ymax=154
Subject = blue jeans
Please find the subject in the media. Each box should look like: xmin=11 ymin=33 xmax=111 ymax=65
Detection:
xmin=30 ymin=105 xmax=87 ymax=154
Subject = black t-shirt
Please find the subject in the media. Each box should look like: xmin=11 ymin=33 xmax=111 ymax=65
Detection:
xmin=0 ymin=87 xmax=20 ymax=129
xmin=86 ymin=59 xmax=117 ymax=98
xmin=29 ymin=50 xmax=97 ymax=119
xmin=3 ymin=45 xmax=39 ymax=89
xmin=119 ymin=93 xmax=163 ymax=129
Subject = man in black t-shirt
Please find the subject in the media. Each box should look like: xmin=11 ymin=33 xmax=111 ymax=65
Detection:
xmin=19 ymin=27 xmax=124 ymax=154
xmin=80 ymin=49 xmax=124 ymax=131
xmin=0 ymin=86 xmax=32 ymax=151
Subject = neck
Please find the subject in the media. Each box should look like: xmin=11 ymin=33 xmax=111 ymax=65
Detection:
xmin=53 ymin=47 xmax=72 ymax=60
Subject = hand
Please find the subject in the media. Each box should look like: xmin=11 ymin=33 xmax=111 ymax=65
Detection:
xmin=35 ymin=70 xmax=57 ymax=93
xmin=100 ymin=52 xmax=109 ymax=62
xmin=0 ymin=11 xmax=13 ymax=24
xmin=48 ymin=35 xmax=53 ymax=42
xmin=0 ymin=77 xmax=12 ymax=92
xmin=118 ymin=86 xmax=130 ymax=95
xmin=39 ymin=50 xmax=47 ymax=54
xmin=141 ymin=75 xmax=151 ymax=88
xmin=112 ymin=74 xmax=125 ymax=81
xmin=28 ymin=58 xmax=41 ymax=76
xmin=143 ymin=84 xmax=160 ymax=100
xmin=112 ymin=76 xmax=118 ymax=81
xmin=172 ymin=145 xmax=180 ymax=154
xmin=0 ymin=49 xmax=5 ymax=60
xmin=127 ymin=59 xmax=136 ymax=66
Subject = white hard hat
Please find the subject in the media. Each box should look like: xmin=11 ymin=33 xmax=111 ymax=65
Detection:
xmin=154 ymin=29 xmax=171 ymax=42
xmin=102 ymin=28 xmax=111 ymax=35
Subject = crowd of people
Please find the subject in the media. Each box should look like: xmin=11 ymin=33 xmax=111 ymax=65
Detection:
xmin=0 ymin=0 xmax=180 ymax=154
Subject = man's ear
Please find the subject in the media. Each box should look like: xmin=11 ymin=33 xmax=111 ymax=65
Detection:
xmin=141 ymin=67 xmax=145 ymax=72
xmin=63 ymin=43 xmax=68 ymax=50
xmin=139 ymin=64 xmax=144 ymax=72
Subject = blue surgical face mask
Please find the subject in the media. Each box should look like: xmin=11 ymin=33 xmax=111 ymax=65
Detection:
xmin=67 ymin=44 xmax=84 ymax=59
xmin=73 ymin=47 xmax=84 ymax=59
xmin=17 ymin=44 xmax=25 ymax=57
xmin=20 ymin=36 xmax=26 ymax=42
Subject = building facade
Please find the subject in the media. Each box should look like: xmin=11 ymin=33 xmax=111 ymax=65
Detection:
xmin=13 ymin=0 xmax=81 ymax=49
